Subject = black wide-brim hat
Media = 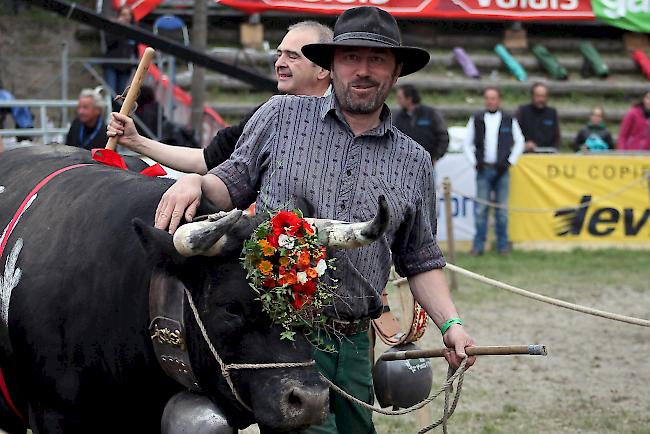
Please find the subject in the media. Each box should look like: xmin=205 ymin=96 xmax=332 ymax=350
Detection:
xmin=302 ymin=6 xmax=430 ymax=77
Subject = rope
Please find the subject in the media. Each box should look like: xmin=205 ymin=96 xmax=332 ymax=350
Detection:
xmin=324 ymin=357 xmax=467 ymax=433
xmin=413 ymin=264 xmax=650 ymax=327
xmin=447 ymin=174 xmax=647 ymax=213
xmin=183 ymin=288 xmax=315 ymax=412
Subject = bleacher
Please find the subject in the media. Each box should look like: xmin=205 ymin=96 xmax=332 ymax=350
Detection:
xmin=153 ymin=17 xmax=649 ymax=149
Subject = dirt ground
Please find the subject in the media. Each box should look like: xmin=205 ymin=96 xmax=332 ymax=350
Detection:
xmin=372 ymin=252 xmax=650 ymax=434
xmin=243 ymin=250 xmax=650 ymax=434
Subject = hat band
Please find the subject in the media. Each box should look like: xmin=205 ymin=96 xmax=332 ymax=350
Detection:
xmin=333 ymin=31 xmax=400 ymax=47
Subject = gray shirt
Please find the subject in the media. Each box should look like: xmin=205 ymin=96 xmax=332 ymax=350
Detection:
xmin=211 ymin=93 xmax=445 ymax=320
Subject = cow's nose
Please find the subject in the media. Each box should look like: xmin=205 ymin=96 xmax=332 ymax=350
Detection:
xmin=283 ymin=385 xmax=329 ymax=427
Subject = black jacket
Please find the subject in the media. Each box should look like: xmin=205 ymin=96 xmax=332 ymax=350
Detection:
xmin=103 ymin=34 xmax=137 ymax=71
xmin=65 ymin=117 xmax=108 ymax=150
xmin=203 ymin=106 xmax=259 ymax=170
xmin=516 ymin=103 xmax=560 ymax=149
xmin=393 ymin=105 xmax=449 ymax=161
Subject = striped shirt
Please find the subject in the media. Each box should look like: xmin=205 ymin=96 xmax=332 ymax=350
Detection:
xmin=211 ymin=93 xmax=445 ymax=320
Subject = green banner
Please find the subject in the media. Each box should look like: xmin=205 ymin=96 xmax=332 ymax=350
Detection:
xmin=592 ymin=0 xmax=650 ymax=32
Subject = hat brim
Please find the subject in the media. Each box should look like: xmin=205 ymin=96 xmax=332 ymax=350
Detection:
xmin=302 ymin=41 xmax=430 ymax=77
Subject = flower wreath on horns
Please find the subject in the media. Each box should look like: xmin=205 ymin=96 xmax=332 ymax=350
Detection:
xmin=241 ymin=210 xmax=337 ymax=342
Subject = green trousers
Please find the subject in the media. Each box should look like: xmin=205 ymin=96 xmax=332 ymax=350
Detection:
xmin=301 ymin=331 xmax=377 ymax=434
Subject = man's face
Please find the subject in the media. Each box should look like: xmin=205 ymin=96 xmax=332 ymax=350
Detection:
xmin=532 ymin=85 xmax=548 ymax=109
xmin=331 ymin=47 xmax=400 ymax=115
xmin=77 ymin=96 xmax=101 ymax=126
xmin=275 ymin=28 xmax=325 ymax=96
xmin=484 ymin=89 xmax=501 ymax=112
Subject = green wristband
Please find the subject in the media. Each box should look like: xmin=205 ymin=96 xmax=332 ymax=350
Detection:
xmin=440 ymin=318 xmax=463 ymax=335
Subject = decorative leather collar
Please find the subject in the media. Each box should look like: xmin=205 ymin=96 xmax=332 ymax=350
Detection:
xmin=149 ymin=272 xmax=201 ymax=392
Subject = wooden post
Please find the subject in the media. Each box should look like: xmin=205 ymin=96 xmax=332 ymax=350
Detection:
xmin=443 ymin=177 xmax=458 ymax=292
xmin=106 ymin=47 xmax=155 ymax=151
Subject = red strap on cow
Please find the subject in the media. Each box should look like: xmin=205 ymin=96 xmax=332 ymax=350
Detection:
xmin=0 ymin=163 xmax=93 ymax=423
xmin=0 ymin=367 xmax=25 ymax=423
xmin=91 ymin=148 xmax=167 ymax=177
xmin=0 ymin=164 xmax=90 ymax=255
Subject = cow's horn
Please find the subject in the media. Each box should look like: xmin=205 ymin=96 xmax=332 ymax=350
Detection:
xmin=305 ymin=196 xmax=389 ymax=248
xmin=173 ymin=209 xmax=242 ymax=257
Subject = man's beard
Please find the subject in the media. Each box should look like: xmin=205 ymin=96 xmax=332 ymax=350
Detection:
xmin=333 ymin=76 xmax=391 ymax=115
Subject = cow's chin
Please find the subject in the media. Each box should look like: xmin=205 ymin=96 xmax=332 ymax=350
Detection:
xmin=244 ymin=370 xmax=329 ymax=432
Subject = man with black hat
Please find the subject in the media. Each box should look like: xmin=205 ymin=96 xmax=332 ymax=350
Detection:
xmin=153 ymin=7 xmax=475 ymax=433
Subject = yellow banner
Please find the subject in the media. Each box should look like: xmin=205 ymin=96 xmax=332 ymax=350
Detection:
xmin=509 ymin=154 xmax=650 ymax=242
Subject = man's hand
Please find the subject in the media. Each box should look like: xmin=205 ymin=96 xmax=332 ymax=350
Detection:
xmin=107 ymin=112 xmax=142 ymax=149
xmin=442 ymin=324 xmax=476 ymax=370
xmin=155 ymin=174 xmax=203 ymax=234
xmin=524 ymin=140 xmax=537 ymax=152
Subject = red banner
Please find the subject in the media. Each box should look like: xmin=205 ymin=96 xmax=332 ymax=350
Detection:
xmin=216 ymin=0 xmax=596 ymax=20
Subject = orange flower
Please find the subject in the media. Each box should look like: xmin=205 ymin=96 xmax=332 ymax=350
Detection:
xmin=279 ymin=271 xmax=297 ymax=286
xmin=258 ymin=260 xmax=273 ymax=275
xmin=306 ymin=267 xmax=318 ymax=279
xmin=302 ymin=221 xmax=315 ymax=236
xmin=279 ymin=256 xmax=291 ymax=267
xmin=298 ymin=251 xmax=311 ymax=268
xmin=258 ymin=239 xmax=276 ymax=256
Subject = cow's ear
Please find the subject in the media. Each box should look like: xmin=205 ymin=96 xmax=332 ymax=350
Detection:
xmin=133 ymin=219 xmax=186 ymax=270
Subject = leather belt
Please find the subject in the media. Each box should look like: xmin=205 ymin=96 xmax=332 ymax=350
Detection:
xmin=324 ymin=317 xmax=371 ymax=336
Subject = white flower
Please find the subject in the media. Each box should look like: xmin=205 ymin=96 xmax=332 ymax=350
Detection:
xmin=278 ymin=234 xmax=295 ymax=249
xmin=315 ymin=259 xmax=327 ymax=276
xmin=297 ymin=271 xmax=308 ymax=284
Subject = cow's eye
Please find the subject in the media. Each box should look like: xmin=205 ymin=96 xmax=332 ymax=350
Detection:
xmin=222 ymin=303 xmax=243 ymax=317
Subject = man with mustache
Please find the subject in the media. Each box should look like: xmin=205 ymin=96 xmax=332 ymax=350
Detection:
xmin=107 ymin=21 xmax=332 ymax=172
xmin=151 ymin=7 xmax=475 ymax=433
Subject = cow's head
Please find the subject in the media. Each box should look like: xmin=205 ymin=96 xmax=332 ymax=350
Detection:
xmin=134 ymin=197 xmax=389 ymax=432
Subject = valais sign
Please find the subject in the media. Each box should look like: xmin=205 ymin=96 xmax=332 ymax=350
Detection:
xmin=216 ymin=0 xmax=597 ymax=20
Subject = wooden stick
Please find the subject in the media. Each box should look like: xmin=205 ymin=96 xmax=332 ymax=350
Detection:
xmin=379 ymin=345 xmax=547 ymax=361
xmin=106 ymin=47 xmax=156 ymax=151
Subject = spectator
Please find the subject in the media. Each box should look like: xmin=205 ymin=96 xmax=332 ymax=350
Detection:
xmin=65 ymin=88 xmax=108 ymax=150
xmin=108 ymin=21 xmax=333 ymax=173
xmin=463 ymin=87 xmax=525 ymax=255
xmin=516 ymin=82 xmax=560 ymax=152
xmin=103 ymin=5 xmax=136 ymax=97
xmin=394 ymin=84 xmax=449 ymax=163
xmin=134 ymin=85 xmax=160 ymax=139
xmin=617 ymin=90 xmax=650 ymax=151
xmin=572 ymin=106 xmax=614 ymax=152
xmin=0 ymin=86 xmax=35 ymax=136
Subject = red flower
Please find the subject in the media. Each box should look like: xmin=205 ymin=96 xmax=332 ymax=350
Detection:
xmin=292 ymin=292 xmax=313 ymax=310
xmin=262 ymin=278 xmax=277 ymax=288
xmin=293 ymin=280 xmax=317 ymax=296
xmin=272 ymin=211 xmax=302 ymax=235
xmin=266 ymin=233 xmax=280 ymax=248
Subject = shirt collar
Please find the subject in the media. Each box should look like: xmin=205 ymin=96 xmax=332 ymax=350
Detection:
xmin=320 ymin=92 xmax=395 ymax=139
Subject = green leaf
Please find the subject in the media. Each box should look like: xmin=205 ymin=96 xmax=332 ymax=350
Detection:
xmin=280 ymin=330 xmax=296 ymax=341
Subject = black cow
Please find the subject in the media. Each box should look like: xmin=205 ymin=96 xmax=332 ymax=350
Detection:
xmin=0 ymin=146 xmax=388 ymax=434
